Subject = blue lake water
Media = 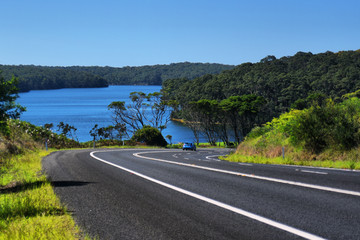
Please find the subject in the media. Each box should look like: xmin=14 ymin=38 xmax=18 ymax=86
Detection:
xmin=17 ymin=86 xmax=199 ymax=143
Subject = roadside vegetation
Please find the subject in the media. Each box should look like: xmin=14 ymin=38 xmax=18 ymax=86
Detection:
xmin=0 ymin=122 xmax=89 ymax=239
xmin=0 ymin=73 xmax=89 ymax=239
xmin=224 ymin=92 xmax=360 ymax=170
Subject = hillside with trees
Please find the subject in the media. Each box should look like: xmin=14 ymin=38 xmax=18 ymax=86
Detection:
xmin=0 ymin=62 xmax=234 ymax=92
xmin=67 ymin=62 xmax=234 ymax=85
xmin=0 ymin=66 xmax=108 ymax=92
xmin=163 ymin=50 xmax=360 ymax=123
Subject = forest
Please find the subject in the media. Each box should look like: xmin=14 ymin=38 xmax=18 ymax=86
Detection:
xmin=0 ymin=62 xmax=234 ymax=92
xmin=163 ymin=50 xmax=360 ymax=123
xmin=0 ymin=65 xmax=109 ymax=92
xmin=68 ymin=62 xmax=235 ymax=85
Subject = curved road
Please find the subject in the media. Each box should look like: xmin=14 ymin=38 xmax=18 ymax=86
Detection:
xmin=42 ymin=148 xmax=360 ymax=239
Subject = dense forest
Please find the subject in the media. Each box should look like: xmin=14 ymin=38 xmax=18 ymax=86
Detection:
xmin=163 ymin=50 xmax=360 ymax=122
xmin=68 ymin=62 xmax=235 ymax=85
xmin=0 ymin=65 xmax=108 ymax=92
xmin=0 ymin=62 xmax=234 ymax=92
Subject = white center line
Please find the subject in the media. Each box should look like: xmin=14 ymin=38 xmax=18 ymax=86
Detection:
xmin=90 ymin=150 xmax=325 ymax=240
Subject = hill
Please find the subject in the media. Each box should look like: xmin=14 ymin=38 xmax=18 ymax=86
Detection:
xmin=0 ymin=65 xmax=109 ymax=92
xmin=68 ymin=62 xmax=235 ymax=85
xmin=163 ymin=50 xmax=360 ymax=121
xmin=0 ymin=62 xmax=234 ymax=92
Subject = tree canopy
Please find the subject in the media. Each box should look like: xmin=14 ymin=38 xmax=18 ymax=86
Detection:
xmin=0 ymin=62 xmax=234 ymax=92
xmin=0 ymin=72 xmax=25 ymax=135
xmin=163 ymin=50 xmax=360 ymax=123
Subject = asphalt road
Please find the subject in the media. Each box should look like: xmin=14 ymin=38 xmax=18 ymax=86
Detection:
xmin=42 ymin=148 xmax=360 ymax=240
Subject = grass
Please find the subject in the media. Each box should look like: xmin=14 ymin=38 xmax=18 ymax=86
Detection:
xmin=222 ymin=151 xmax=360 ymax=170
xmin=0 ymin=150 xmax=89 ymax=240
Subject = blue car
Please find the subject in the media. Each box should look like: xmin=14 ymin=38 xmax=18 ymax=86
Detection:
xmin=182 ymin=142 xmax=196 ymax=151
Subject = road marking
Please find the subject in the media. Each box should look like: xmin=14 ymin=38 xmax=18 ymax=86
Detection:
xmin=133 ymin=151 xmax=360 ymax=197
xmin=272 ymin=163 xmax=360 ymax=173
xmin=300 ymin=170 xmax=328 ymax=175
xmin=206 ymin=155 xmax=222 ymax=161
xmin=90 ymin=151 xmax=325 ymax=240
xmin=238 ymin=163 xmax=253 ymax=166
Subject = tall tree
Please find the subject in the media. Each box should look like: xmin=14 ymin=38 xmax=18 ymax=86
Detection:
xmin=108 ymin=91 xmax=171 ymax=137
xmin=220 ymin=95 xmax=266 ymax=143
xmin=0 ymin=72 xmax=25 ymax=135
xmin=188 ymin=99 xmax=219 ymax=145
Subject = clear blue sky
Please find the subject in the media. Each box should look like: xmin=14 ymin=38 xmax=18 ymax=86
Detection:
xmin=1 ymin=0 xmax=359 ymax=67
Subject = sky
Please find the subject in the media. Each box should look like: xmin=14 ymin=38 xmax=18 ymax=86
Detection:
xmin=1 ymin=0 xmax=359 ymax=67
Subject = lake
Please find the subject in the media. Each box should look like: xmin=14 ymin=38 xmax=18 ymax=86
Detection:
xmin=17 ymin=86 xmax=199 ymax=143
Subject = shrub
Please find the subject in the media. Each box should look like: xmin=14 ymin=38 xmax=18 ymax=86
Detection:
xmin=131 ymin=125 xmax=167 ymax=147
xmin=290 ymin=100 xmax=360 ymax=153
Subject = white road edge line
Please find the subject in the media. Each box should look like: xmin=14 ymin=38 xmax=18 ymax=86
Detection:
xmin=205 ymin=155 xmax=221 ymax=161
xmin=300 ymin=170 xmax=328 ymax=175
xmin=133 ymin=151 xmax=360 ymax=197
xmin=90 ymin=151 xmax=325 ymax=240
xmin=238 ymin=163 xmax=253 ymax=166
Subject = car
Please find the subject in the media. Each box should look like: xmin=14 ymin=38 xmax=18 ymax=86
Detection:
xmin=182 ymin=142 xmax=196 ymax=151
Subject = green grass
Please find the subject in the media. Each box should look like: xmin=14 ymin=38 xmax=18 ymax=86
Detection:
xmin=222 ymin=153 xmax=360 ymax=170
xmin=0 ymin=150 xmax=89 ymax=240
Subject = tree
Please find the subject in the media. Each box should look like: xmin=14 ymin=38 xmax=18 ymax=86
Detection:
xmin=187 ymin=99 xmax=220 ymax=146
xmin=0 ymin=73 xmax=25 ymax=135
xmin=89 ymin=124 xmax=100 ymax=141
xmin=166 ymin=135 xmax=172 ymax=145
xmin=108 ymin=91 xmax=171 ymax=137
xmin=182 ymin=105 xmax=201 ymax=145
xmin=147 ymin=92 xmax=171 ymax=132
xmin=220 ymin=95 xmax=266 ymax=143
xmin=131 ymin=125 xmax=167 ymax=147
xmin=57 ymin=122 xmax=78 ymax=141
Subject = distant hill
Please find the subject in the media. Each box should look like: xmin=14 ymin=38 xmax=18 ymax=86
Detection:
xmin=0 ymin=62 xmax=235 ymax=92
xmin=0 ymin=65 xmax=109 ymax=92
xmin=68 ymin=62 xmax=235 ymax=85
xmin=163 ymin=50 xmax=360 ymax=120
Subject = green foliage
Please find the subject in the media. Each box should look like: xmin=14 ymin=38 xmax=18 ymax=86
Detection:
xmin=180 ymin=94 xmax=266 ymax=145
xmin=165 ymin=135 xmax=172 ymax=145
xmin=131 ymin=125 xmax=167 ymax=147
xmin=163 ymin=50 xmax=360 ymax=125
xmin=108 ymin=91 xmax=171 ymax=137
xmin=0 ymin=62 xmax=233 ymax=92
xmin=243 ymin=93 xmax=360 ymax=156
xmin=0 ymin=65 xmax=108 ymax=92
xmin=57 ymin=122 xmax=78 ymax=141
xmin=68 ymin=62 xmax=234 ymax=85
xmin=0 ymin=151 xmax=86 ymax=239
xmin=89 ymin=123 xmax=126 ymax=141
xmin=289 ymin=99 xmax=360 ymax=153
xmin=0 ymin=73 xmax=26 ymax=136
xmin=1 ymin=120 xmax=81 ymax=154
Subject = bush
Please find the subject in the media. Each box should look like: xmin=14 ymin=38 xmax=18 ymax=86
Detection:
xmin=131 ymin=126 xmax=167 ymax=147
xmin=290 ymin=99 xmax=360 ymax=153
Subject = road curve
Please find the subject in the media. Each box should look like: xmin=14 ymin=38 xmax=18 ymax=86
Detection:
xmin=42 ymin=148 xmax=360 ymax=240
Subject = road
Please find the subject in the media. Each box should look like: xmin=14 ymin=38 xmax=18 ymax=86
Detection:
xmin=42 ymin=148 xmax=360 ymax=239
